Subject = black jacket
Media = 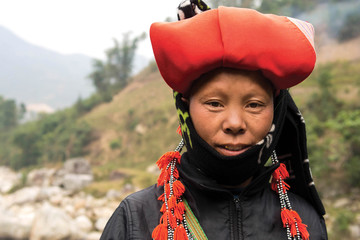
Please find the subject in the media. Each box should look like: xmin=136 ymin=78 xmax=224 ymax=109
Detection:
xmin=100 ymin=153 xmax=327 ymax=240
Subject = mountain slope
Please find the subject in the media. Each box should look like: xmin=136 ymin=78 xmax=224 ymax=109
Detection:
xmin=0 ymin=26 xmax=94 ymax=109
xmin=82 ymin=63 xmax=181 ymax=178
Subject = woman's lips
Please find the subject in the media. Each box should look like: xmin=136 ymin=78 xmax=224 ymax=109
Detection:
xmin=215 ymin=144 xmax=251 ymax=157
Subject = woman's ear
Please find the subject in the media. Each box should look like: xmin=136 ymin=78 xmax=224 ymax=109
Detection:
xmin=181 ymin=97 xmax=190 ymax=105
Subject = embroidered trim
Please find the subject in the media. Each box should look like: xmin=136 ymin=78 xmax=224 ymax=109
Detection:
xmin=183 ymin=199 xmax=208 ymax=240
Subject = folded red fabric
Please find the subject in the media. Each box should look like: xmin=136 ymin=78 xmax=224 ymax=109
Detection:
xmin=150 ymin=7 xmax=316 ymax=94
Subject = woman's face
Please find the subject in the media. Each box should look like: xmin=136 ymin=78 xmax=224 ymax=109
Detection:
xmin=188 ymin=68 xmax=274 ymax=157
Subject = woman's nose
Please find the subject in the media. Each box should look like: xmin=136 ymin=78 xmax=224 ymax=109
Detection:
xmin=222 ymin=110 xmax=246 ymax=134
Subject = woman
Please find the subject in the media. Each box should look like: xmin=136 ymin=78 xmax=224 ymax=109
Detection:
xmin=101 ymin=1 xmax=327 ymax=239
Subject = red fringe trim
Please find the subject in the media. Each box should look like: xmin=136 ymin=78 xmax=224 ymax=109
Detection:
xmin=173 ymin=180 xmax=185 ymax=198
xmin=177 ymin=125 xmax=183 ymax=136
xmin=281 ymin=208 xmax=309 ymax=240
xmin=158 ymin=193 xmax=165 ymax=202
xmin=174 ymin=201 xmax=185 ymax=221
xmin=156 ymin=151 xmax=181 ymax=170
xmin=271 ymin=179 xmax=290 ymax=193
xmin=153 ymin=150 xmax=189 ymax=240
xmin=160 ymin=203 xmax=166 ymax=213
xmin=272 ymin=163 xmax=289 ymax=180
xmin=298 ymin=222 xmax=310 ymax=240
xmin=168 ymin=195 xmax=177 ymax=210
xmin=165 ymin=183 xmax=170 ymax=197
xmin=152 ymin=223 xmax=168 ymax=240
xmin=160 ymin=210 xmax=177 ymax=229
xmin=174 ymin=224 xmax=187 ymax=240
xmin=273 ymin=163 xmax=310 ymax=240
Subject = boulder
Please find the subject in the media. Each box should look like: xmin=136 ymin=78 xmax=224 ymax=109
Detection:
xmin=0 ymin=166 xmax=21 ymax=193
xmin=9 ymin=186 xmax=41 ymax=206
xmin=60 ymin=173 xmax=93 ymax=192
xmin=52 ymin=158 xmax=93 ymax=192
xmin=349 ymin=224 xmax=360 ymax=239
xmin=63 ymin=157 xmax=92 ymax=175
xmin=85 ymin=232 xmax=102 ymax=240
xmin=30 ymin=203 xmax=81 ymax=240
xmin=27 ymin=168 xmax=56 ymax=187
xmin=95 ymin=217 xmax=109 ymax=232
xmin=74 ymin=215 xmax=93 ymax=233
xmin=0 ymin=208 xmax=34 ymax=240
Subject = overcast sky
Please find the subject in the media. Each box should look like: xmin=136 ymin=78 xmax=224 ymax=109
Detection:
xmin=0 ymin=0 xmax=182 ymax=59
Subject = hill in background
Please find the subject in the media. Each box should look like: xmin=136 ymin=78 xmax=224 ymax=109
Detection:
xmin=0 ymin=26 xmax=94 ymax=110
xmin=0 ymin=26 xmax=149 ymax=112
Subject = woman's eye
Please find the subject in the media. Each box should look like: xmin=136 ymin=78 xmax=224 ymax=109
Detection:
xmin=247 ymin=102 xmax=262 ymax=108
xmin=206 ymin=101 xmax=222 ymax=107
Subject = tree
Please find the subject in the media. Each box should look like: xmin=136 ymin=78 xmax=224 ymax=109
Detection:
xmin=0 ymin=96 xmax=25 ymax=131
xmin=306 ymin=65 xmax=342 ymax=121
xmin=88 ymin=32 xmax=146 ymax=98
xmin=338 ymin=12 xmax=360 ymax=42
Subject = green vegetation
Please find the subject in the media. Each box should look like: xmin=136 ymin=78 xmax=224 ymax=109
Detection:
xmin=1 ymin=107 xmax=93 ymax=170
xmin=88 ymin=32 xmax=146 ymax=103
xmin=339 ymin=11 xmax=360 ymax=42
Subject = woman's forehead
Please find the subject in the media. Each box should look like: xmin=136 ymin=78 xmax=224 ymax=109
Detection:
xmin=189 ymin=68 xmax=274 ymax=97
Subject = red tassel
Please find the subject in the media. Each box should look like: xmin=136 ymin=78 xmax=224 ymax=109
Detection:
xmin=152 ymin=223 xmax=168 ymax=240
xmin=281 ymin=208 xmax=293 ymax=227
xmin=173 ymin=151 xmax=181 ymax=164
xmin=177 ymin=125 xmax=182 ymax=136
xmin=290 ymin=210 xmax=302 ymax=223
xmin=290 ymin=222 xmax=297 ymax=237
xmin=174 ymin=207 xmax=184 ymax=221
xmin=165 ymin=183 xmax=170 ymax=198
xmin=174 ymin=224 xmax=188 ymax=240
xmin=162 ymin=210 xmax=177 ymax=229
xmin=281 ymin=180 xmax=290 ymax=193
xmin=158 ymin=193 xmax=165 ymax=202
xmin=272 ymin=163 xmax=289 ymax=180
xmin=160 ymin=202 xmax=166 ymax=213
xmin=173 ymin=168 xmax=180 ymax=179
xmin=157 ymin=169 xmax=171 ymax=186
xmin=298 ymin=222 xmax=310 ymax=240
xmin=177 ymin=201 xmax=185 ymax=213
xmin=156 ymin=151 xmax=181 ymax=169
xmin=271 ymin=179 xmax=278 ymax=192
xmin=173 ymin=180 xmax=185 ymax=198
xmin=168 ymin=196 xmax=177 ymax=210
xmin=174 ymin=202 xmax=185 ymax=221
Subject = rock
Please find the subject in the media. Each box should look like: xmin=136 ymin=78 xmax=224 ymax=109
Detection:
xmin=0 ymin=208 xmax=33 ymax=239
xmin=106 ymin=189 xmax=122 ymax=200
xmin=27 ymin=168 xmax=56 ymax=187
xmin=38 ymin=186 xmax=66 ymax=201
xmin=9 ymin=186 xmax=41 ymax=206
xmin=349 ymin=225 xmax=360 ymax=239
xmin=93 ymin=206 xmax=114 ymax=220
xmin=85 ymin=232 xmax=102 ymax=240
xmin=64 ymin=158 xmax=92 ymax=175
xmin=75 ymin=215 xmax=93 ymax=233
xmin=52 ymin=158 xmax=93 ymax=192
xmin=95 ymin=217 xmax=109 ymax=232
xmin=333 ymin=198 xmax=350 ymax=208
xmin=30 ymin=203 xmax=79 ymax=240
xmin=135 ymin=124 xmax=147 ymax=134
xmin=0 ymin=166 xmax=21 ymax=193
xmin=62 ymin=173 xmax=93 ymax=192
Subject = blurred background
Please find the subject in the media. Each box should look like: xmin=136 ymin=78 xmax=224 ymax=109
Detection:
xmin=0 ymin=0 xmax=359 ymax=239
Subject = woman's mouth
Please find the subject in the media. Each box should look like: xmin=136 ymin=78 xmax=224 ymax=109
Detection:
xmin=216 ymin=144 xmax=251 ymax=156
